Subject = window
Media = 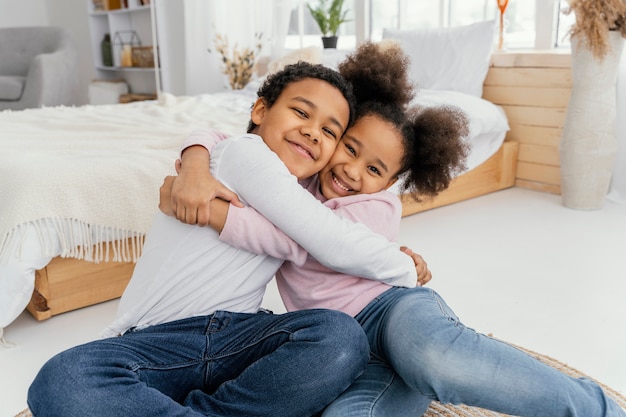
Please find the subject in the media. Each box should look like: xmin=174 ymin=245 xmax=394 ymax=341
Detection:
xmin=370 ymin=0 xmax=535 ymax=49
xmin=285 ymin=0 xmax=357 ymax=50
xmin=287 ymin=0 xmax=571 ymax=52
xmin=555 ymin=0 xmax=575 ymax=49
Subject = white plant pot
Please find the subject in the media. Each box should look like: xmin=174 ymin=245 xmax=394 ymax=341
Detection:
xmin=560 ymin=31 xmax=625 ymax=209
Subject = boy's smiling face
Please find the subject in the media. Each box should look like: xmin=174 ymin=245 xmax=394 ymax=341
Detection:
xmin=319 ymin=114 xmax=404 ymax=199
xmin=251 ymin=78 xmax=350 ymax=180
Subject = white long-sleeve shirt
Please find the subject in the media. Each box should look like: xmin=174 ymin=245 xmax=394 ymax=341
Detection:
xmin=103 ymin=134 xmax=415 ymax=337
xmin=220 ymin=175 xmax=402 ymax=317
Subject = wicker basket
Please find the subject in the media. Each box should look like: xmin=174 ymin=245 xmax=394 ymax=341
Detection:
xmin=132 ymin=46 xmax=154 ymax=68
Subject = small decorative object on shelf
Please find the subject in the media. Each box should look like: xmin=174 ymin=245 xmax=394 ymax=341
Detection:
xmin=113 ymin=32 xmax=155 ymax=68
xmin=113 ymin=30 xmax=142 ymax=67
xmin=132 ymin=46 xmax=155 ymax=68
xmin=121 ymin=45 xmax=133 ymax=67
xmin=101 ymin=33 xmax=113 ymax=66
xmin=119 ymin=93 xmax=157 ymax=103
xmin=496 ymin=0 xmax=509 ymax=50
xmin=307 ymin=0 xmax=350 ymax=49
xmin=102 ymin=0 xmax=121 ymax=10
xmin=210 ymin=32 xmax=263 ymax=90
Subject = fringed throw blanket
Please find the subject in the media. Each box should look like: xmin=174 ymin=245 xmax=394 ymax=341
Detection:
xmin=0 ymin=91 xmax=253 ymax=329
xmin=0 ymin=92 xmax=251 ymax=263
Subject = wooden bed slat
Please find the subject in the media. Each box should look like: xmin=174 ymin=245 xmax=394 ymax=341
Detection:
xmin=516 ymin=161 xmax=561 ymax=186
xmin=505 ymin=124 xmax=562 ymax=147
xmin=27 ymin=243 xmax=136 ymax=321
xmin=482 ymin=86 xmax=571 ymax=108
xmin=400 ymin=141 xmax=519 ymax=217
xmin=490 ymin=50 xmax=571 ymax=68
xmin=515 ymin=179 xmax=561 ymax=194
xmin=484 ymin=67 xmax=571 ymax=88
xmin=518 ymin=143 xmax=560 ymax=166
xmin=501 ymin=105 xmax=567 ymax=128
xmin=488 ymin=50 xmax=571 ymax=193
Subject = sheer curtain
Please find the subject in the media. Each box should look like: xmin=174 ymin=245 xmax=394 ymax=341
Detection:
xmin=185 ymin=0 xmax=291 ymax=93
xmin=608 ymin=49 xmax=626 ymax=204
xmin=156 ymin=0 xmax=291 ymax=95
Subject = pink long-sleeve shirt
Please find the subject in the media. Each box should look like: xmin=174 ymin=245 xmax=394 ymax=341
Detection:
xmin=221 ymin=177 xmax=402 ymax=317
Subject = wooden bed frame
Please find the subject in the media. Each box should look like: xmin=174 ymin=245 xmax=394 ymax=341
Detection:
xmin=26 ymin=51 xmax=572 ymax=321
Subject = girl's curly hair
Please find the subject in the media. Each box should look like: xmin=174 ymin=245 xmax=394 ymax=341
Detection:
xmin=248 ymin=61 xmax=356 ymax=133
xmin=338 ymin=40 xmax=415 ymax=109
xmin=399 ymin=105 xmax=470 ymax=201
xmin=338 ymin=41 xmax=470 ymax=201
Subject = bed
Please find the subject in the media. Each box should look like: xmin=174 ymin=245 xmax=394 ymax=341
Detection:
xmin=0 ymin=25 xmax=518 ymax=335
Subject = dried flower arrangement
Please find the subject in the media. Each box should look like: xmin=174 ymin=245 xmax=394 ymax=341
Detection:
xmin=210 ymin=32 xmax=263 ymax=90
xmin=564 ymin=0 xmax=626 ymax=60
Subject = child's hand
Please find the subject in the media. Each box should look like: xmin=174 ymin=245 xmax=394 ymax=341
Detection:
xmin=400 ymin=246 xmax=432 ymax=287
xmin=164 ymin=147 xmax=242 ymax=226
xmin=159 ymin=176 xmax=177 ymax=217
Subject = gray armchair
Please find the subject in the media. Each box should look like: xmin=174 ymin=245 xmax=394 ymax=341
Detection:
xmin=0 ymin=26 xmax=78 ymax=111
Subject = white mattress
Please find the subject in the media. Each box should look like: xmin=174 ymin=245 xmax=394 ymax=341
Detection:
xmin=0 ymin=88 xmax=508 ymax=333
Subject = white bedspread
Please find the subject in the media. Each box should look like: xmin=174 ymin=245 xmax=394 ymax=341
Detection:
xmin=0 ymin=92 xmax=253 ymax=330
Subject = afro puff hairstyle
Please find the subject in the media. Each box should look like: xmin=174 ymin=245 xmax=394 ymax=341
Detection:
xmin=339 ymin=41 xmax=470 ymax=201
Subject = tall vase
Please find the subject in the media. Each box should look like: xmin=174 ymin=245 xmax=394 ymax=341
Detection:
xmin=560 ymin=31 xmax=625 ymax=209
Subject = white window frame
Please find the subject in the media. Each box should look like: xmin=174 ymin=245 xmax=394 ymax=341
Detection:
xmin=354 ymin=0 xmax=559 ymax=49
xmin=290 ymin=0 xmax=568 ymax=52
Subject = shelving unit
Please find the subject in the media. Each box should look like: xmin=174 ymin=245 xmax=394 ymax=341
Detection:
xmin=87 ymin=0 xmax=160 ymax=97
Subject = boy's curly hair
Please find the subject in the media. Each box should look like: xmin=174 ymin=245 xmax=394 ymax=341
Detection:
xmin=248 ymin=61 xmax=356 ymax=133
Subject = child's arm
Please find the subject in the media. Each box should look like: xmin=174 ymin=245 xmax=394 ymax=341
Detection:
xmin=160 ymin=178 xmax=309 ymax=266
xmin=162 ymin=178 xmax=428 ymax=287
xmin=211 ymin=135 xmax=418 ymax=286
xmin=221 ymin=187 xmax=433 ymax=287
xmin=166 ymin=129 xmax=241 ymax=226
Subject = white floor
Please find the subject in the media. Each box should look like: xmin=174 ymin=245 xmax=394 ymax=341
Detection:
xmin=1 ymin=187 xmax=625 ymax=417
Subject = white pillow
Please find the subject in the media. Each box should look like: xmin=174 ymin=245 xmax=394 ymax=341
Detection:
xmin=266 ymin=46 xmax=323 ymax=75
xmin=383 ymin=20 xmax=496 ymax=97
xmin=410 ymin=89 xmax=509 ymax=171
xmin=411 ymin=89 xmax=508 ymax=137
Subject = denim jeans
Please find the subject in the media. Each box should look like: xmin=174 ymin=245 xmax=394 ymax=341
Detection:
xmin=28 ymin=309 xmax=369 ymax=417
xmin=323 ymin=286 xmax=626 ymax=417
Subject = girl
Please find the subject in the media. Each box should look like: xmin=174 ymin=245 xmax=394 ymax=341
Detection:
xmin=167 ymin=43 xmax=626 ymax=417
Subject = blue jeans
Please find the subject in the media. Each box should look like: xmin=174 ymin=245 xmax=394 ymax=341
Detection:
xmin=28 ymin=309 xmax=369 ymax=417
xmin=323 ymin=287 xmax=626 ymax=417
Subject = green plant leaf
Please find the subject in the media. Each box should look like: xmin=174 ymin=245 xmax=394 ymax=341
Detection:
xmin=307 ymin=0 xmax=349 ymax=36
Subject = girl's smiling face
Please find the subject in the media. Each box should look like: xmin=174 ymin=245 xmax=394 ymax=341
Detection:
xmin=319 ymin=114 xmax=404 ymax=199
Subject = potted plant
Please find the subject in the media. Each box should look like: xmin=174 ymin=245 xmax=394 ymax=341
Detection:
xmin=559 ymin=0 xmax=626 ymax=209
xmin=307 ymin=0 xmax=350 ymax=49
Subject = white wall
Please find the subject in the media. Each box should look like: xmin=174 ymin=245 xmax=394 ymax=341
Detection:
xmin=0 ymin=0 xmax=48 ymax=27
xmin=0 ymin=0 xmax=95 ymax=105
xmin=154 ymin=0 xmax=224 ymax=95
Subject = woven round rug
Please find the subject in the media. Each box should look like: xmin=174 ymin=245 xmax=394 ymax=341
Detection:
xmin=15 ymin=344 xmax=626 ymax=417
